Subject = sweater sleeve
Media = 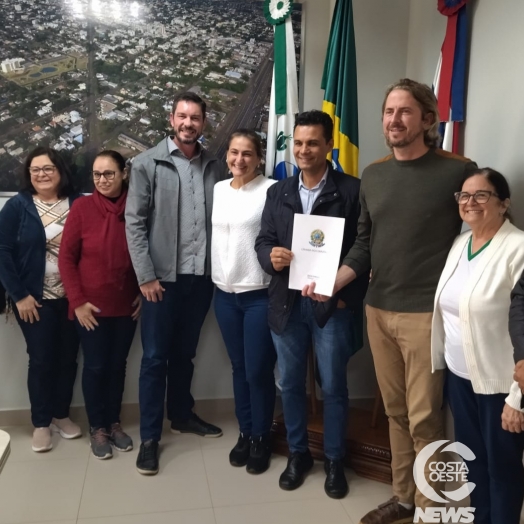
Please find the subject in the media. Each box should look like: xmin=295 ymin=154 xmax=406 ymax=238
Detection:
xmin=125 ymin=159 xmax=157 ymax=285
xmin=505 ymin=381 xmax=524 ymax=412
xmin=58 ymin=202 xmax=88 ymax=311
xmin=254 ymin=184 xmax=279 ymax=276
xmin=509 ymin=267 xmax=524 ymax=410
xmin=0 ymin=199 xmax=30 ymax=303
xmin=509 ymin=269 xmax=524 ymax=364
xmin=342 ymin=184 xmax=372 ymax=276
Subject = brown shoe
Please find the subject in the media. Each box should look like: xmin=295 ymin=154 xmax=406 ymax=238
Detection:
xmin=360 ymin=497 xmax=415 ymax=524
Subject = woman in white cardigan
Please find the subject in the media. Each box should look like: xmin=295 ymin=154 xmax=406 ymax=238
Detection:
xmin=211 ymin=129 xmax=276 ymax=475
xmin=432 ymin=168 xmax=524 ymax=524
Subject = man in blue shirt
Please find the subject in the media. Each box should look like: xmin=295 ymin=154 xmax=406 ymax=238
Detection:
xmin=255 ymin=110 xmax=367 ymax=498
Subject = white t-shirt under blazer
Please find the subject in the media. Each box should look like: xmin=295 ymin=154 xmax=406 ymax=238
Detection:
xmin=211 ymin=174 xmax=276 ymax=294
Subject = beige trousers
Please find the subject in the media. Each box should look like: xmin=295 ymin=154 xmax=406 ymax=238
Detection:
xmin=366 ymin=305 xmax=445 ymax=509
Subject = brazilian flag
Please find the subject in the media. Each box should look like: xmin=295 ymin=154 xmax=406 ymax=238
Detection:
xmin=321 ymin=0 xmax=359 ymax=177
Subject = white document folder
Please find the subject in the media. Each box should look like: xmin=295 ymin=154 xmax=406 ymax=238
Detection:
xmin=288 ymin=213 xmax=345 ymax=297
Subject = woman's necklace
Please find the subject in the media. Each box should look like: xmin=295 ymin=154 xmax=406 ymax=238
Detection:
xmin=35 ymin=195 xmax=61 ymax=205
xmin=35 ymin=196 xmax=63 ymax=207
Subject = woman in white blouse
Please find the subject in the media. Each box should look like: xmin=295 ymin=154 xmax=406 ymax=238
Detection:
xmin=432 ymin=168 xmax=524 ymax=524
xmin=212 ymin=129 xmax=276 ymax=475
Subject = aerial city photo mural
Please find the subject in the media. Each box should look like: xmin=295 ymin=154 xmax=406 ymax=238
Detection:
xmin=0 ymin=0 xmax=302 ymax=193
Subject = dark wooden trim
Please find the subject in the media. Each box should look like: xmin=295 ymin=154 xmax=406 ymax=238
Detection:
xmin=271 ymin=405 xmax=392 ymax=484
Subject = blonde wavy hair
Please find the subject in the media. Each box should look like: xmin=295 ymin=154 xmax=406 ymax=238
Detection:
xmin=382 ymin=79 xmax=441 ymax=148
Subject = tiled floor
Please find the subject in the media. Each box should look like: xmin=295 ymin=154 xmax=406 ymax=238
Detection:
xmin=0 ymin=409 xmax=395 ymax=524
xmin=5 ymin=407 xmax=524 ymax=524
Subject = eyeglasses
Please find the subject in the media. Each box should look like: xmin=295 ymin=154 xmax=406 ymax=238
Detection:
xmin=29 ymin=166 xmax=56 ymax=176
xmin=92 ymin=171 xmax=116 ymax=180
xmin=454 ymin=190 xmax=499 ymax=205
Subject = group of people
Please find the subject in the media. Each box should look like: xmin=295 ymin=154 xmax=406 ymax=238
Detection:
xmin=1 ymin=81 xmax=524 ymax=523
xmin=301 ymin=80 xmax=524 ymax=524
xmin=0 ymin=146 xmax=140 ymax=458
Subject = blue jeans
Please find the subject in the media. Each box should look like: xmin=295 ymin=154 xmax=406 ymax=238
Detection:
xmin=76 ymin=316 xmax=136 ymax=429
xmin=14 ymin=298 xmax=79 ymax=428
xmin=139 ymin=275 xmax=214 ymax=442
xmin=447 ymin=371 xmax=524 ymax=524
xmin=271 ymin=296 xmax=355 ymax=460
xmin=214 ymin=288 xmax=276 ymax=437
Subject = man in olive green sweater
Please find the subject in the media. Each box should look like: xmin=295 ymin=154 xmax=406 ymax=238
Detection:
xmin=305 ymin=79 xmax=476 ymax=524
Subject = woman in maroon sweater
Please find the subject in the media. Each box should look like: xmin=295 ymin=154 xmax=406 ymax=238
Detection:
xmin=59 ymin=150 xmax=140 ymax=460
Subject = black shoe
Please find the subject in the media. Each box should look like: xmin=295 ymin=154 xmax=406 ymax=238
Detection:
xmin=170 ymin=414 xmax=223 ymax=438
xmin=324 ymin=459 xmax=349 ymax=499
xmin=229 ymin=433 xmax=250 ymax=467
xmin=279 ymin=449 xmax=314 ymax=490
xmin=136 ymin=440 xmax=159 ymax=475
xmin=246 ymin=435 xmax=272 ymax=475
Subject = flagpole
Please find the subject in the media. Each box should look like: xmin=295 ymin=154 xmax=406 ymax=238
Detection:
xmin=264 ymin=1 xmax=298 ymax=179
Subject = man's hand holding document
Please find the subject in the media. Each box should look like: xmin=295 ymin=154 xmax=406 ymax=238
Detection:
xmin=288 ymin=213 xmax=345 ymax=297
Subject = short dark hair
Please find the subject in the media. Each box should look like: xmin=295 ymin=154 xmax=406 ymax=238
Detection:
xmin=464 ymin=167 xmax=513 ymax=223
xmin=171 ymin=91 xmax=206 ymax=119
xmin=95 ymin=150 xmax=126 ymax=171
xmin=21 ymin=146 xmax=75 ymax=198
xmin=94 ymin=150 xmax=129 ymax=187
xmin=294 ymin=110 xmax=334 ymax=142
xmin=227 ymin=128 xmax=263 ymax=158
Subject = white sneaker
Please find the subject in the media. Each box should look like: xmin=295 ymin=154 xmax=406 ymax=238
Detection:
xmin=50 ymin=417 xmax=82 ymax=439
xmin=32 ymin=427 xmax=53 ymax=452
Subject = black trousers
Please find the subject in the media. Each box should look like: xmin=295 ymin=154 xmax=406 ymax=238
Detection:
xmin=139 ymin=275 xmax=214 ymax=442
xmin=447 ymin=371 xmax=524 ymax=524
xmin=76 ymin=316 xmax=137 ymax=429
xmin=15 ymin=298 xmax=79 ymax=427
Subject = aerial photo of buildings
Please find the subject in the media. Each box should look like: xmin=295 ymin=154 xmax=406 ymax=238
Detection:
xmin=0 ymin=0 xmax=301 ymax=192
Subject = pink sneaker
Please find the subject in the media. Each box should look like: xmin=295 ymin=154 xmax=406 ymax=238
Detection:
xmin=50 ymin=417 xmax=82 ymax=439
xmin=32 ymin=427 xmax=53 ymax=452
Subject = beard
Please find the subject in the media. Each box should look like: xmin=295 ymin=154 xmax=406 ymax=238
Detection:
xmin=174 ymin=126 xmax=199 ymax=145
xmin=385 ymin=127 xmax=424 ymax=149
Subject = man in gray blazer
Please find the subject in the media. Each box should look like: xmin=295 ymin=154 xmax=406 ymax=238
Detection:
xmin=126 ymin=92 xmax=223 ymax=475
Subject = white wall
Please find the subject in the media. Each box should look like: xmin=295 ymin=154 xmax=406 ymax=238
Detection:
xmin=405 ymin=0 xmax=446 ymax=84
xmin=299 ymin=0 xmax=333 ymax=112
xmin=464 ymin=0 xmax=524 ymax=226
xmin=0 ymin=0 xmax=414 ymax=412
xmin=406 ymin=0 xmax=524 ymax=226
xmin=353 ymin=0 xmax=412 ymax=172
